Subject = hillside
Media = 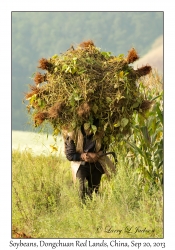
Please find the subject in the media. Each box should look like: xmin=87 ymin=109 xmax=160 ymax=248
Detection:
xmin=133 ymin=36 xmax=163 ymax=74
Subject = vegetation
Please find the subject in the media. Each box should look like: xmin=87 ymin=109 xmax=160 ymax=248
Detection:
xmin=24 ymin=41 xmax=152 ymax=149
xmin=12 ymin=150 xmax=163 ymax=239
xmin=12 ymin=68 xmax=163 ymax=239
xmin=12 ymin=12 xmax=163 ymax=131
xmin=110 ymin=70 xmax=163 ymax=190
xmin=12 ymin=12 xmax=163 ymax=239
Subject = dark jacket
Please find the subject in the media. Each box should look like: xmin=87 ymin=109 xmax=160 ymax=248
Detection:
xmin=64 ymin=126 xmax=104 ymax=162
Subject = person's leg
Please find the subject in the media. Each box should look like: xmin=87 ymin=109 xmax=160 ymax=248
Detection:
xmin=76 ymin=165 xmax=88 ymax=201
xmin=87 ymin=164 xmax=103 ymax=198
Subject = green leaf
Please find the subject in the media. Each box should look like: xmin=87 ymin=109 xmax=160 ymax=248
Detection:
xmin=71 ymin=67 xmax=77 ymax=74
xmin=54 ymin=67 xmax=58 ymax=72
xmin=62 ymin=64 xmax=68 ymax=71
xmin=151 ymin=93 xmax=163 ymax=101
xmin=52 ymin=54 xmax=58 ymax=59
xmin=30 ymin=94 xmax=37 ymax=104
xmin=140 ymin=126 xmax=150 ymax=145
xmin=157 ymin=160 xmax=163 ymax=169
xmin=77 ymin=69 xmax=87 ymax=75
xmin=121 ymin=118 xmax=129 ymax=127
xmin=74 ymin=95 xmax=82 ymax=101
xmin=91 ymin=125 xmax=97 ymax=134
xmin=117 ymin=54 xmax=125 ymax=61
xmin=29 ymin=72 xmax=36 ymax=79
xmin=156 ymin=105 xmax=163 ymax=125
xmin=101 ymin=51 xmax=111 ymax=59
xmin=132 ymin=102 xmax=140 ymax=109
xmin=92 ymin=104 xmax=98 ymax=114
xmin=72 ymin=57 xmax=77 ymax=64
xmin=114 ymin=121 xmax=120 ymax=127
xmin=106 ymin=97 xmax=112 ymax=103
xmin=126 ymin=141 xmax=145 ymax=157
xmin=53 ymin=128 xmax=60 ymax=136
xmin=84 ymin=122 xmax=90 ymax=130
xmin=37 ymin=98 xmax=41 ymax=106
xmin=69 ymin=99 xmax=75 ymax=106
xmin=103 ymin=136 xmax=108 ymax=142
xmin=119 ymin=71 xmax=124 ymax=78
xmin=71 ymin=121 xmax=77 ymax=129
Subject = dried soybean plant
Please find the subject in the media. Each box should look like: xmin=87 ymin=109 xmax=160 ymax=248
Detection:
xmin=24 ymin=40 xmax=152 ymax=148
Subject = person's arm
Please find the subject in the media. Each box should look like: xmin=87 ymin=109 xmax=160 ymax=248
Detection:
xmin=83 ymin=143 xmax=105 ymax=162
xmin=86 ymin=151 xmax=103 ymax=162
xmin=64 ymin=137 xmax=82 ymax=161
xmin=86 ymin=142 xmax=105 ymax=162
xmin=64 ymin=136 xmax=105 ymax=162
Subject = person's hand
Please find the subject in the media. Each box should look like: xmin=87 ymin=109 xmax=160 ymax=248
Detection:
xmin=87 ymin=152 xmax=99 ymax=163
xmin=80 ymin=153 xmax=89 ymax=162
xmin=81 ymin=152 xmax=100 ymax=163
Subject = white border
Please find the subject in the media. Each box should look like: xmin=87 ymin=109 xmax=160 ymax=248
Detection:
xmin=1 ymin=1 xmax=174 ymax=249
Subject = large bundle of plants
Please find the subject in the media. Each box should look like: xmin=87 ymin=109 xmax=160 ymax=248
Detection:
xmin=25 ymin=40 xmax=152 ymax=148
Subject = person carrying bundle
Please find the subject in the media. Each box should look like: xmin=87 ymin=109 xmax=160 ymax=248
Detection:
xmin=24 ymin=40 xmax=153 ymax=202
xmin=64 ymin=119 xmax=116 ymax=202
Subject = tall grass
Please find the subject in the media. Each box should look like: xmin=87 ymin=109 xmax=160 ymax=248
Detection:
xmin=12 ymin=150 xmax=163 ymax=239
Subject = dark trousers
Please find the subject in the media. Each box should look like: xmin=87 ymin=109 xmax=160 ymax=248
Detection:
xmin=76 ymin=162 xmax=104 ymax=201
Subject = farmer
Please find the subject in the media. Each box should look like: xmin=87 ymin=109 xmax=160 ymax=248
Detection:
xmin=63 ymin=119 xmax=116 ymax=202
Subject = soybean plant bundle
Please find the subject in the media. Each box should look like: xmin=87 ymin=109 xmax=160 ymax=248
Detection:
xmin=25 ymin=40 xmax=152 ymax=143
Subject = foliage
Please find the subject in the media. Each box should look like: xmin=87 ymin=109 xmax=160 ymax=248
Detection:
xmin=127 ymin=101 xmax=163 ymax=189
xmin=110 ymin=70 xmax=163 ymax=190
xmin=12 ymin=151 xmax=65 ymax=221
xmin=24 ymin=41 xmax=152 ymax=149
xmin=12 ymin=150 xmax=163 ymax=238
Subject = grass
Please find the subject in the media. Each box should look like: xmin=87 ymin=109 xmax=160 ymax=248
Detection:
xmin=12 ymin=150 xmax=163 ymax=239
